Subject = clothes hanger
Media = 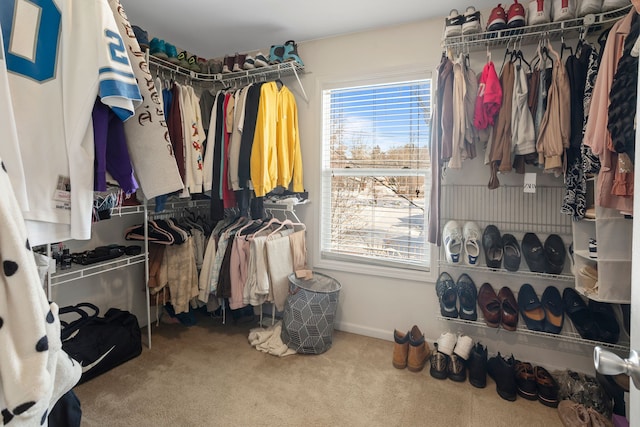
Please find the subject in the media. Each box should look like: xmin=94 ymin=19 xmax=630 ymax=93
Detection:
xmin=249 ymin=217 xmax=282 ymax=238
xmin=560 ymin=34 xmax=573 ymax=60
xmin=267 ymin=219 xmax=306 ymax=237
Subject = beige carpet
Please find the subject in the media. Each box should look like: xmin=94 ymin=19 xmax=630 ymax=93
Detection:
xmin=74 ymin=314 xmax=563 ymax=426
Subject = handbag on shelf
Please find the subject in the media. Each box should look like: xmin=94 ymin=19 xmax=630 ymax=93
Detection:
xmin=59 ymin=302 xmax=142 ymax=384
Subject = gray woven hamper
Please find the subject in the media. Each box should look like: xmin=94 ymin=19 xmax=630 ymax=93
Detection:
xmin=281 ymin=272 xmax=341 ymax=354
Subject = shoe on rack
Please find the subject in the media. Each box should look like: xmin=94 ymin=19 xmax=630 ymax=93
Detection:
xmin=232 ymin=53 xmax=246 ymax=72
xmin=487 ymin=352 xmax=517 ymax=401
xmin=407 ymin=325 xmax=431 ymax=372
xmin=462 ymin=6 xmax=482 ymax=35
xmin=552 ymin=0 xmax=576 ymax=22
xmin=502 ymin=233 xmax=521 ymax=272
xmin=269 ymin=44 xmax=284 ymax=64
xmin=535 ymin=366 xmax=560 ymax=408
xmin=478 ymin=283 xmax=501 ymax=327
xmin=444 ymin=9 xmax=464 ymax=38
xmin=463 ymin=221 xmax=482 ymax=266
xmin=482 ymin=225 xmax=503 ymax=269
xmin=165 ymin=43 xmax=180 ymax=64
xmin=522 ymin=232 xmax=547 ymax=273
xmin=544 ymin=234 xmax=566 ymax=275
xmin=132 ymin=25 xmax=149 ymax=51
xmin=515 ymin=361 xmax=537 ymax=400
xmin=518 ymin=284 xmax=545 ymax=332
xmin=487 ymin=3 xmax=508 ymax=31
xmin=177 ymin=50 xmax=191 ymax=69
xmin=254 ymin=52 xmax=269 ymax=67
xmin=436 ymin=272 xmax=458 ymax=318
xmin=392 ymin=329 xmax=410 ymax=369
xmin=588 ymin=300 xmax=620 ymax=344
xmin=577 ymin=0 xmax=602 ymax=16
xmin=541 ymin=286 xmax=564 ymax=334
xmin=528 ymin=0 xmax=551 ymax=25
xmin=563 ymin=288 xmax=598 ymax=341
xmin=430 ymin=347 xmax=450 ymax=380
xmin=150 ymin=38 xmax=168 ymax=59
xmin=453 ymin=334 xmax=474 ymax=360
xmin=448 ymin=353 xmax=467 ymax=382
xmin=221 ymin=55 xmax=234 ymax=74
xmin=282 ymin=40 xmax=304 ymax=65
xmin=456 ymin=273 xmax=478 ymax=321
xmin=187 ymin=54 xmax=201 ymax=72
xmin=208 ymin=58 xmax=223 ymax=74
xmin=443 ymin=220 xmax=463 ymax=264
xmin=436 ymin=332 xmax=457 ymax=356
xmin=557 ymin=400 xmax=592 ymax=426
xmin=243 ymin=55 xmax=256 ymax=70
xmin=602 ymin=0 xmax=629 ymax=12
xmin=498 ymin=286 xmax=519 ymax=331
xmin=468 ymin=342 xmax=488 ymax=388
xmin=507 ymin=0 xmax=526 ymax=28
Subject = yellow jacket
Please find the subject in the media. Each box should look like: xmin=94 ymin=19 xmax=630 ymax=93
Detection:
xmin=251 ymin=82 xmax=278 ymax=197
xmin=276 ymin=85 xmax=304 ymax=192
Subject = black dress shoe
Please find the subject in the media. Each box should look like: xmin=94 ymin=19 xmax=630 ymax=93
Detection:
xmin=502 ymin=233 xmax=521 ymax=272
xmin=482 ymin=225 xmax=503 ymax=269
xmin=563 ymin=288 xmax=598 ymax=341
xmin=456 ymin=273 xmax=477 ymax=321
xmin=468 ymin=342 xmax=487 ymax=388
xmin=522 ymin=232 xmax=547 ymax=273
xmin=517 ymin=283 xmax=545 ymax=332
xmin=588 ymin=300 xmax=620 ymax=344
xmin=544 ymin=234 xmax=567 ymax=275
xmin=541 ymin=286 xmax=564 ymax=334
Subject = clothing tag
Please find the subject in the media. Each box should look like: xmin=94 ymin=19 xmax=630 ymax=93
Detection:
xmin=53 ymin=175 xmax=71 ymax=202
xmin=524 ymin=173 xmax=536 ymax=194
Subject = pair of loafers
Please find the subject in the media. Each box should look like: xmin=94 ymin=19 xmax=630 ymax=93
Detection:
xmin=477 ymin=283 xmax=518 ymax=330
xmin=482 ymin=225 xmax=522 ymax=271
xmin=563 ymin=288 xmax=620 ymax=344
xmin=436 ymin=272 xmax=478 ymax=321
xmin=517 ymin=284 xmax=564 ymax=334
xmin=521 ymin=233 xmax=567 ymax=275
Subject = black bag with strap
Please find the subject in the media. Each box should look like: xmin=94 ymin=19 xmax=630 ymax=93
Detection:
xmin=59 ymin=303 xmax=142 ymax=384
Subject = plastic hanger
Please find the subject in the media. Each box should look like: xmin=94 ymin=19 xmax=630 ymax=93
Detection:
xmin=267 ymin=219 xmax=306 ymax=237
xmin=249 ymin=217 xmax=282 ymax=238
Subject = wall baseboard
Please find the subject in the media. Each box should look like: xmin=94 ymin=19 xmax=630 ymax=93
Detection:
xmin=334 ymin=321 xmax=392 ymax=342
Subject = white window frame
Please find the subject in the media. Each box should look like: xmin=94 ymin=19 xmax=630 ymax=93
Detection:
xmin=316 ymin=70 xmax=435 ymax=282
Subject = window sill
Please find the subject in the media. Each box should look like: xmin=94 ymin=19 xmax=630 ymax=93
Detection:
xmin=313 ymin=256 xmax=435 ymax=283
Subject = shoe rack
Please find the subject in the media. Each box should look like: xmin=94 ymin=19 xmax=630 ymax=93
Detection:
xmin=148 ymin=54 xmax=308 ymax=102
xmin=438 ymin=183 xmax=631 ymax=353
xmin=441 ymin=4 xmax=631 ymax=52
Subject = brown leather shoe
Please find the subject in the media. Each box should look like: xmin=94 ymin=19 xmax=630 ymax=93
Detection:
xmin=477 ymin=283 xmax=501 ymax=327
xmin=392 ymin=329 xmax=410 ymax=369
xmin=557 ymin=400 xmax=591 ymax=427
xmin=407 ymin=325 xmax=431 ymax=372
xmin=498 ymin=287 xmax=518 ymax=331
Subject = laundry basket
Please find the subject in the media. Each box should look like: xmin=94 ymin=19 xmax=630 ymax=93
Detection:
xmin=281 ymin=272 xmax=341 ymax=354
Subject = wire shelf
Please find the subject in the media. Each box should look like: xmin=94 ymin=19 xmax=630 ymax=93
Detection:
xmin=441 ymin=5 xmax=632 ymax=51
xmin=51 ymin=254 xmax=147 ymax=286
xmin=438 ymin=261 xmax=575 ymax=282
xmin=436 ymin=316 xmax=630 ymax=352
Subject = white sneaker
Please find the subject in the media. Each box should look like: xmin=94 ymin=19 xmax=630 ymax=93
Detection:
xmin=462 ymin=6 xmax=482 ymax=35
xmin=444 ymin=9 xmax=464 ymax=38
xmin=577 ymin=0 xmax=602 ymax=16
xmin=463 ymin=221 xmax=482 ymax=266
xmin=443 ymin=220 xmax=463 ymax=264
xmin=453 ymin=335 xmax=474 ymax=360
xmin=602 ymin=0 xmax=630 ymax=11
xmin=436 ymin=332 xmax=457 ymax=356
xmin=552 ymin=0 xmax=576 ymax=21
xmin=528 ymin=0 xmax=551 ymax=25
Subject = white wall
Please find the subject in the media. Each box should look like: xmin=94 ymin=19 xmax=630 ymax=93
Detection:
xmin=290 ymin=16 xmax=598 ymax=373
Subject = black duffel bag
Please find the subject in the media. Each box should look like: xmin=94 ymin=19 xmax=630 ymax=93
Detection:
xmin=59 ymin=302 xmax=142 ymax=384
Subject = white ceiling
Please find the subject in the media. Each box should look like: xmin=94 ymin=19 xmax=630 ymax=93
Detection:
xmin=120 ymin=0 xmax=498 ymax=59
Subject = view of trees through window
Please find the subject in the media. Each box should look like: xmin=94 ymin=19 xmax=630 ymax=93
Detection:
xmin=322 ymin=79 xmax=432 ymax=268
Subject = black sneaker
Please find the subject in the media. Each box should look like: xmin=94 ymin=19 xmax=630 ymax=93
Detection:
xmin=444 ymin=9 xmax=464 ymax=38
xmin=456 ymin=273 xmax=477 ymax=321
xmin=429 ymin=346 xmax=449 ymax=380
xmin=468 ymin=342 xmax=488 ymax=388
xmin=535 ymin=366 xmax=559 ymax=408
xmin=448 ymin=354 xmax=467 ymax=382
xmin=487 ymin=353 xmax=517 ymax=401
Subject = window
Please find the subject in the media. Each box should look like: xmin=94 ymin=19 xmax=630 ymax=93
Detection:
xmin=321 ymin=77 xmax=432 ymax=270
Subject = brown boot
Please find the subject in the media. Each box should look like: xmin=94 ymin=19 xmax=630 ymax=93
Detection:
xmin=392 ymin=329 xmax=410 ymax=369
xmin=407 ymin=325 xmax=431 ymax=372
